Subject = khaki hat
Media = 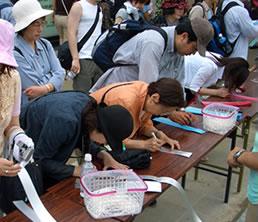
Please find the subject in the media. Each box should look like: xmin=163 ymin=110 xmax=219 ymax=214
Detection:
xmin=190 ymin=17 xmax=214 ymax=56
xmin=12 ymin=0 xmax=53 ymax=32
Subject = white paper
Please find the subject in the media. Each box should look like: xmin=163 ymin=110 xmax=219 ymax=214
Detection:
xmin=145 ymin=181 xmax=162 ymax=193
xmin=160 ymin=147 xmax=192 ymax=158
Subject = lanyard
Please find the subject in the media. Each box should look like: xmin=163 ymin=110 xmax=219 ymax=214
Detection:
xmin=141 ymin=175 xmax=202 ymax=222
xmin=153 ymin=117 xmax=206 ymax=134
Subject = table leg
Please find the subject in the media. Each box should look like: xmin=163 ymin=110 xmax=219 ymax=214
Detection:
xmin=181 ymin=174 xmax=186 ymax=189
xmin=224 ymin=128 xmax=237 ymax=203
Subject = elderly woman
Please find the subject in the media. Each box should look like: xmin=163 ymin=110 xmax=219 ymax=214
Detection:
xmin=152 ymin=0 xmax=187 ymax=27
xmin=12 ymin=0 xmax=65 ymax=106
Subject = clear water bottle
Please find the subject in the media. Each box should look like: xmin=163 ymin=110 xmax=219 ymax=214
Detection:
xmin=80 ymin=153 xmax=97 ymax=198
xmin=66 ymin=71 xmax=76 ymax=80
xmin=218 ymin=33 xmax=226 ymax=45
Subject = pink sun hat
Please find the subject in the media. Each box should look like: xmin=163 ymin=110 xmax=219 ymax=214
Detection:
xmin=0 ymin=19 xmax=18 ymax=67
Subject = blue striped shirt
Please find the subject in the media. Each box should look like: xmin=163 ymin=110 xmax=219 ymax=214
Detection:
xmin=14 ymin=35 xmax=65 ymax=106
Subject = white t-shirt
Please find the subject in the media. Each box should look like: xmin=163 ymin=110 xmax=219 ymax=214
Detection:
xmin=77 ymin=0 xmax=103 ymax=59
xmin=184 ymin=52 xmax=224 ymax=92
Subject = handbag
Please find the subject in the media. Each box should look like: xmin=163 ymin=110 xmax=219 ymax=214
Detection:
xmin=111 ymin=149 xmax=151 ymax=169
xmin=57 ymin=5 xmax=101 ymax=70
xmin=0 ymin=161 xmax=44 ymax=213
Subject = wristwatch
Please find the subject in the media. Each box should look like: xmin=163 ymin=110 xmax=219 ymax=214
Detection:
xmin=233 ymin=149 xmax=246 ymax=163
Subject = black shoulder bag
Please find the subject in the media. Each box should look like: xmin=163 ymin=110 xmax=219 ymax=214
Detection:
xmin=58 ymin=5 xmax=101 ymax=70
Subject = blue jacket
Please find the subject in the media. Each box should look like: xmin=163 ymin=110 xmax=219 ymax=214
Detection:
xmin=20 ymin=91 xmax=100 ymax=181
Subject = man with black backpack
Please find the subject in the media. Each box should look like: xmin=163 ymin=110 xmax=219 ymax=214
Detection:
xmin=221 ymin=0 xmax=258 ymax=59
xmin=90 ymin=16 xmax=214 ymax=92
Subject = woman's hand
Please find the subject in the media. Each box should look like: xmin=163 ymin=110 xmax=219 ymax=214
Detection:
xmin=215 ymin=88 xmax=230 ymax=98
xmin=70 ymin=58 xmax=80 ymax=74
xmin=156 ymin=131 xmax=181 ymax=150
xmin=24 ymin=85 xmax=48 ymax=100
xmin=0 ymin=158 xmax=21 ymax=177
xmin=142 ymin=137 xmax=163 ymax=152
xmin=169 ymin=111 xmax=197 ymax=125
xmin=102 ymin=152 xmax=129 ymax=170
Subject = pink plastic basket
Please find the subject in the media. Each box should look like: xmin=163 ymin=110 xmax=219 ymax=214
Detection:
xmin=80 ymin=170 xmax=147 ymax=219
xmin=202 ymin=103 xmax=239 ymax=135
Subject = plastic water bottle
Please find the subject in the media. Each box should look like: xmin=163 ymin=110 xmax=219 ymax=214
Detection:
xmin=80 ymin=153 xmax=97 ymax=198
xmin=66 ymin=71 xmax=76 ymax=80
xmin=218 ymin=33 xmax=226 ymax=44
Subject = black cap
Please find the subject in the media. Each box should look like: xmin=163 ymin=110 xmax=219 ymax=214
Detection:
xmin=97 ymin=104 xmax=133 ymax=152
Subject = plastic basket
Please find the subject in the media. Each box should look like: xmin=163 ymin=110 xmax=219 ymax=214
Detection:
xmin=80 ymin=170 xmax=147 ymax=219
xmin=202 ymin=103 xmax=239 ymax=135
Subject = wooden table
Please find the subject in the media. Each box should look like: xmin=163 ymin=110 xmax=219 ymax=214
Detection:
xmin=192 ymin=72 xmax=258 ymax=197
xmin=1 ymin=115 xmax=234 ymax=222
xmin=2 ymin=74 xmax=257 ymax=222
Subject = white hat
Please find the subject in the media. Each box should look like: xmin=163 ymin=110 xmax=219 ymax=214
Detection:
xmin=12 ymin=0 xmax=53 ymax=32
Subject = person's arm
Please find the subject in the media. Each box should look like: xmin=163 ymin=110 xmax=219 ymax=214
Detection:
xmin=115 ymin=8 xmax=127 ymax=24
xmin=67 ymin=2 xmax=82 ymax=73
xmin=41 ymin=39 xmax=65 ymax=92
xmin=98 ymin=150 xmax=129 ymax=170
xmin=227 ymin=147 xmax=258 ymax=170
xmin=14 ymin=48 xmax=55 ymax=99
xmin=233 ymin=7 xmax=258 ymax=39
xmin=199 ymin=87 xmax=230 ymax=98
xmin=169 ymin=111 xmax=197 ymax=125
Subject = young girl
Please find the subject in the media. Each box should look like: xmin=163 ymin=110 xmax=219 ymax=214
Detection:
xmin=184 ymin=52 xmax=249 ymax=101
xmin=0 ymin=19 xmax=34 ymax=213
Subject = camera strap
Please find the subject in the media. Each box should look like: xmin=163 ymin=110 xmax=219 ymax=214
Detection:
xmin=141 ymin=175 xmax=202 ymax=222
xmin=13 ymin=167 xmax=56 ymax=222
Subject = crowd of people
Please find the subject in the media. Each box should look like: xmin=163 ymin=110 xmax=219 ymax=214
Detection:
xmin=0 ymin=0 xmax=258 ymax=221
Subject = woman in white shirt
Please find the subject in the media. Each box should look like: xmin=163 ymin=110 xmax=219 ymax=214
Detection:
xmin=184 ymin=52 xmax=249 ymax=101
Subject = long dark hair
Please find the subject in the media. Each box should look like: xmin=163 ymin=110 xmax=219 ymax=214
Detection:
xmin=0 ymin=64 xmax=14 ymax=77
xmin=147 ymin=78 xmax=185 ymax=107
xmin=81 ymin=97 xmax=102 ymax=137
xmin=211 ymin=55 xmax=250 ymax=91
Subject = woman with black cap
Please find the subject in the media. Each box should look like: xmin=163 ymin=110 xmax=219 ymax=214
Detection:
xmin=20 ymin=91 xmax=133 ymax=184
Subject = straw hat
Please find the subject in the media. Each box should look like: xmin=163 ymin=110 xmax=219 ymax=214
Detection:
xmin=12 ymin=0 xmax=53 ymax=32
xmin=0 ymin=19 xmax=18 ymax=67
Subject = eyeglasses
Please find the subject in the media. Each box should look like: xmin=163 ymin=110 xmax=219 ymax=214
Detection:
xmin=31 ymin=20 xmax=47 ymax=27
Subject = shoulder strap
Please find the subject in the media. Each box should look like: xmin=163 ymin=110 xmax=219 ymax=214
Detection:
xmin=100 ymin=82 xmax=133 ymax=104
xmin=221 ymin=1 xmax=239 ymax=16
xmin=220 ymin=1 xmax=240 ymax=44
xmin=14 ymin=46 xmax=24 ymax=57
xmin=150 ymin=27 xmax=168 ymax=52
xmin=196 ymin=3 xmax=205 ymax=18
xmin=77 ymin=5 xmax=101 ymax=51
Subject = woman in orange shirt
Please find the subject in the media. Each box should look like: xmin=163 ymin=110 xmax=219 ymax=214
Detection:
xmin=91 ymin=78 xmax=185 ymax=152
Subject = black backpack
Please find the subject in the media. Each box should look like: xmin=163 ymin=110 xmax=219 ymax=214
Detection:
xmin=92 ymin=19 xmax=168 ymax=72
xmin=207 ymin=0 xmax=240 ymax=56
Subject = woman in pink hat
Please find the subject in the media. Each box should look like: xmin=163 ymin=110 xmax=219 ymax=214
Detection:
xmin=0 ymin=19 xmax=35 ymax=212
xmin=152 ymin=0 xmax=187 ymax=27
